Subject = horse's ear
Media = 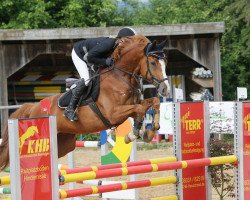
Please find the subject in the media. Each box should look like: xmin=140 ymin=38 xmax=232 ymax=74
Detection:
xmin=144 ymin=41 xmax=157 ymax=55
xmin=156 ymin=40 xmax=167 ymax=50
xmin=151 ymin=40 xmax=157 ymax=51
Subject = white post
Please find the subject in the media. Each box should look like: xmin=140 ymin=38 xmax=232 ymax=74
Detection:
xmin=235 ymin=102 xmax=244 ymax=199
xmin=49 ymin=116 xmax=60 ymax=200
xmin=237 ymin=87 xmax=247 ymax=101
xmin=8 ymin=119 xmax=21 ymax=200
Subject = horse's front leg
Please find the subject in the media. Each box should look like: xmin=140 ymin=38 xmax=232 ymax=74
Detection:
xmin=124 ymin=115 xmax=144 ymax=143
xmin=108 ymin=104 xmax=149 ymax=143
xmin=109 ymin=104 xmax=147 ymax=125
xmin=123 ymin=97 xmax=161 ymax=143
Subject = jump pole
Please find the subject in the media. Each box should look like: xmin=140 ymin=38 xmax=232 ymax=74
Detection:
xmin=59 ymin=155 xmax=237 ymax=183
xmin=59 ymin=176 xmax=177 ymax=198
xmin=59 ymin=156 xmax=177 ymax=175
xmin=75 ymin=140 xmax=100 ymax=147
xmin=0 ymin=187 xmax=11 ymax=194
xmin=5 ymin=101 xmax=250 ymax=200
xmin=150 ymin=195 xmax=178 ymax=200
xmin=58 ymin=155 xmax=237 ymax=199
xmin=0 ymin=176 xmax=10 ymax=185
xmin=0 ymin=156 xmax=177 ymax=187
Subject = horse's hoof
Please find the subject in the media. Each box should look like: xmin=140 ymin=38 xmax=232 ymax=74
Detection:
xmin=154 ymin=124 xmax=160 ymax=130
xmin=152 ymin=124 xmax=160 ymax=131
xmin=124 ymin=135 xmax=132 ymax=144
xmin=124 ymin=132 xmax=138 ymax=144
xmin=142 ymin=129 xmax=155 ymax=143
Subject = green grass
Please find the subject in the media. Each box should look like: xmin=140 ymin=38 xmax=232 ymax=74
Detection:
xmin=137 ymin=142 xmax=172 ymax=151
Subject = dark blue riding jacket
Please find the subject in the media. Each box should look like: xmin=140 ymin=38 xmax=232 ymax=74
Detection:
xmin=73 ymin=37 xmax=116 ymax=66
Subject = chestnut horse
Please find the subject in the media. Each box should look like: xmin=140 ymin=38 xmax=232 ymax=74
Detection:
xmin=0 ymin=35 xmax=170 ymax=170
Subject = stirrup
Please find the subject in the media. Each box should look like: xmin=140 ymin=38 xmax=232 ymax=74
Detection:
xmin=64 ymin=109 xmax=79 ymax=121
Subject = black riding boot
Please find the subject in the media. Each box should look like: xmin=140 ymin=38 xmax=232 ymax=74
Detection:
xmin=64 ymin=78 xmax=86 ymax=121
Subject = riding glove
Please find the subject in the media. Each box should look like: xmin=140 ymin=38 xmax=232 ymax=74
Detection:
xmin=105 ymin=57 xmax=114 ymax=66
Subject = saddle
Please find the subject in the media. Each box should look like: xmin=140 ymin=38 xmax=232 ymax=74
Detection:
xmin=57 ymin=70 xmax=113 ymax=128
xmin=58 ymin=70 xmax=100 ymax=108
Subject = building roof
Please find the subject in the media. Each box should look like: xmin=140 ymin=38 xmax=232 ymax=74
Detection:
xmin=0 ymin=22 xmax=224 ymax=41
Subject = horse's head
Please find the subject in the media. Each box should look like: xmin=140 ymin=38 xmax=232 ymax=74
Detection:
xmin=113 ymin=35 xmax=170 ymax=97
xmin=140 ymin=40 xmax=170 ymax=97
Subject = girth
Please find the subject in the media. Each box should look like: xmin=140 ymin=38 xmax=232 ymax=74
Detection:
xmin=85 ymin=97 xmax=113 ymax=129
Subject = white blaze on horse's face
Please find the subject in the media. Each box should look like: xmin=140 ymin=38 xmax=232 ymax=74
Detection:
xmin=158 ymin=59 xmax=170 ymax=97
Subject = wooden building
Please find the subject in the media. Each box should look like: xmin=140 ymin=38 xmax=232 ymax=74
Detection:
xmin=0 ymin=22 xmax=224 ymax=133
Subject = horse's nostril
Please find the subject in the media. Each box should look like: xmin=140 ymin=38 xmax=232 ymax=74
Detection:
xmin=162 ymin=88 xmax=166 ymax=95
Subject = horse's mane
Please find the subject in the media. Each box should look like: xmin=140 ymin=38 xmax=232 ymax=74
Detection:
xmin=112 ymin=35 xmax=150 ymax=61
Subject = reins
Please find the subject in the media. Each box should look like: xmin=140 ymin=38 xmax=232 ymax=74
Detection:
xmin=112 ymin=66 xmax=143 ymax=92
xmin=86 ymin=41 xmax=168 ymax=94
xmin=86 ymin=58 xmax=167 ymax=96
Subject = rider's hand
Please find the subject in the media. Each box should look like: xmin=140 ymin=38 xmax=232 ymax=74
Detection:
xmin=105 ymin=57 xmax=114 ymax=66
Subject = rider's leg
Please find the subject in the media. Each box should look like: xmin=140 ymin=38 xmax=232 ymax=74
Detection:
xmin=64 ymin=78 xmax=86 ymax=121
xmin=64 ymin=49 xmax=90 ymax=121
xmin=72 ymin=49 xmax=90 ymax=84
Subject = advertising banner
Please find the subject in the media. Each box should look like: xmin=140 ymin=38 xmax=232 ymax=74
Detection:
xmin=18 ymin=117 xmax=53 ymax=200
xmin=243 ymin=102 xmax=250 ymax=198
xmin=180 ymin=102 xmax=206 ymax=199
xmin=209 ymin=102 xmax=235 ymax=134
xmin=159 ymin=102 xmax=173 ymax=135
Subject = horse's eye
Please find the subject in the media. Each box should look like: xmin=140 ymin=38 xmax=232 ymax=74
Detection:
xmin=150 ymin=61 xmax=157 ymax=67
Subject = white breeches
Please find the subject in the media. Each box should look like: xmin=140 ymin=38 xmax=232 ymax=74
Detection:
xmin=72 ymin=49 xmax=90 ymax=85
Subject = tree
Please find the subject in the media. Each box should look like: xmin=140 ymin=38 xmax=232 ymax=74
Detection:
xmin=0 ymin=0 xmax=248 ymax=100
xmin=209 ymin=138 xmax=235 ymax=200
xmin=0 ymin=0 xmax=55 ymax=28
xmin=220 ymin=0 xmax=250 ymax=100
xmin=0 ymin=0 xmax=120 ymax=28
xmin=56 ymin=0 xmax=86 ymax=27
xmin=133 ymin=0 xmax=249 ymax=100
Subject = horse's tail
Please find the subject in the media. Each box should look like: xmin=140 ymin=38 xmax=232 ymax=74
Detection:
xmin=0 ymin=124 xmax=10 ymax=171
xmin=0 ymin=103 xmax=34 ymax=171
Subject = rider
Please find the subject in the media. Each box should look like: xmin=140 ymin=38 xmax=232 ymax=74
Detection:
xmin=64 ymin=27 xmax=137 ymax=121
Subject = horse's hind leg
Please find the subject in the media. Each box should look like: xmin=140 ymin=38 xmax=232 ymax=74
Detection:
xmin=140 ymin=97 xmax=161 ymax=142
xmin=57 ymin=133 xmax=76 ymax=158
xmin=142 ymin=97 xmax=160 ymax=130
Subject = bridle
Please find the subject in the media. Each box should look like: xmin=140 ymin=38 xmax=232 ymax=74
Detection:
xmin=145 ymin=50 xmax=168 ymax=89
xmin=90 ymin=42 xmax=168 ymax=92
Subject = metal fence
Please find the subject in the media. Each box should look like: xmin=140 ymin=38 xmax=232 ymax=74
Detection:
xmin=0 ymin=105 xmax=22 ymax=137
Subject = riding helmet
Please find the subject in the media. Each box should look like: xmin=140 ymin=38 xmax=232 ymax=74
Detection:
xmin=117 ymin=27 xmax=137 ymax=38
